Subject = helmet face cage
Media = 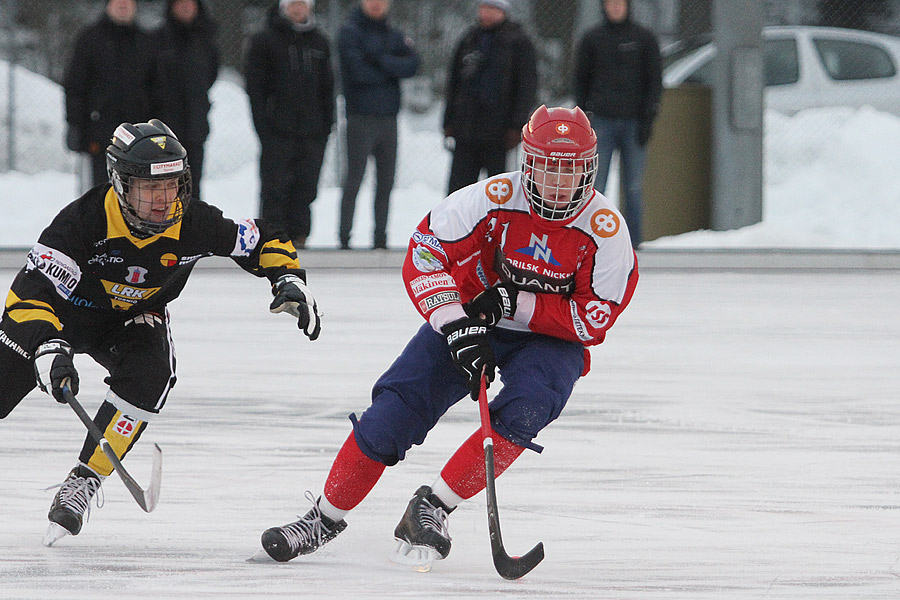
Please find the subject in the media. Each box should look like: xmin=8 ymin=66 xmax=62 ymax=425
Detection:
xmin=521 ymin=152 xmax=598 ymax=221
xmin=520 ymin=106 xmax=598 ymax=222
xmin=106 ymin=120 xmax=192 ymax=235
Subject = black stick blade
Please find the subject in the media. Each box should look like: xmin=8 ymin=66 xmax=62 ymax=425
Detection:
xmin=493 ymin=541 xmax=545 ymax=580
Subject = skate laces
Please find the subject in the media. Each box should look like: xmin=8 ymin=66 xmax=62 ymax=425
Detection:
xmin=280 ymin=491 xmax=328 ymax=552
xmin=417 ymin=496 xmax=451 ymax=541
xmin=46 ymin=472 xmax=104 ymax=522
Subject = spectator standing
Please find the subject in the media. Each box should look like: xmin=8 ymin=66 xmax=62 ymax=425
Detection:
xmin=443 ymin=0 xmax=537 ymax=194
xmin=245 ymin=0 xmax=335 ymax=249
xmin=64 ymin=0 xmax=158 ymax=188
xmin=337 ymin=0 xmax=419 ymax=250
xmin=153 ymin=0 xmax=220 ymax=200
xmin=574 ymin=0 xmax=662 ymax=248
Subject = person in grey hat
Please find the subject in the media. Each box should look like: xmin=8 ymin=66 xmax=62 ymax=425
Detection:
xmin=443 ymin=0 xmax=537 ymax=194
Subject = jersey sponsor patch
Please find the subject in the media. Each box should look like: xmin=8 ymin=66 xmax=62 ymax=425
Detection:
xmin=125 ymin=266 xmax=148 ymax=284
xmin=569 ymin=299 xmax=591 ymax=342
xmin=585 ymin=300 xmax=612 ymax=329
xmin=232 ymin=219 xmax=260 ymax=257
xmin=409 ymin=273 xmax=455 ymax=297
xmin=418 ymin=290 xmax=461 ymax=313
xmin=485 ymin=177 xmax=513 ymax=205
xmin=590 ymin=209 xmax=620 ymax=238
xmin=100 ymin=280 xmax=162 ymax=310
xmin=411 ymin=245 xmax=444 ymax=273
xmin=411 ymin=231 xmax=447 ymax=258
xmin=0 ymin=329 xmax=30 ymax=359
xmin=515 ymin=233 xmax=561 ymax=265
xmin=26 ymin=243 xmax=81 ymax=299
xmin=159 ymin=253 xmax=178 ymax=267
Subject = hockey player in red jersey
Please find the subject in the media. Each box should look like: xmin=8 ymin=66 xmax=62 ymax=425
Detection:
xmin=0 ymin=119 xmax=321 ymax=546
xmin=261 ymin=105 xmax=638 ymax=565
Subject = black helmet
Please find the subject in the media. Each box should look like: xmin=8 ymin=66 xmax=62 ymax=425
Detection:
xmin=106 ymin=119 xmax=192 ymax=235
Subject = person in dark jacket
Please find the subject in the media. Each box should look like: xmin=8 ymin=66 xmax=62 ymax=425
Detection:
xmin=245 ymin=0 xmax=335 ymax=249
xmin=574 ymin=0 xmax=662 ymax=248
xmin=153 ymin=0 xmax=220 ymax=200
xmin=443 ymin=0 xmax=537 ymax=194
xmin=64 ymin=0 xmax=158 ymax=188
xmin=337 ymin=0 xmax=419 ymax=250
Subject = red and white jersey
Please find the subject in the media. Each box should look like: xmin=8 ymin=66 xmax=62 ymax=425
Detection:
xmin=402 ymin=171 xmax=638 ymax=346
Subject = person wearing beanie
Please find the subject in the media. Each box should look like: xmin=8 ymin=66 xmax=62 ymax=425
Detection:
xmin=574 ymin=0 xmax=662 ymax=248
xmin=244 ymin=0 xmax=335 ymax=249
xmin=443 ymin=0 xmax=537 ymax=194
xmin=152 ymin=0 xmax=221 ymax=199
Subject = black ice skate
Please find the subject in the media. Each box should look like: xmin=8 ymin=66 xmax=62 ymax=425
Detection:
xmin=390 ymin=485 xmax=455 ymax=569
xmin=43 ymin=464 xmax=104 ymax=547
xmin=260 ymin=492 xmax=347 ymax=562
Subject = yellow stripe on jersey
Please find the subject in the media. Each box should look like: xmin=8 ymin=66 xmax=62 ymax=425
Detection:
xmin=104 ymin=187 xmax=182 ymax=248
xmin=259 ymin=239 xmax=300 ymax=270
xmin=85 ymin=410 xmax=147 ymax=477
xmin=7 ymin=308 xmax=63 ymax=331
xmin=6 ymin=290 xmax=55 ymax=312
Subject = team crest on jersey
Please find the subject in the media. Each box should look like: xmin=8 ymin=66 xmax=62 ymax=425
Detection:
xmin=485 ymin=178 xmax=513 ymax=205
xmin=126 ymin=266 xmax=148 ymax=284
xmin=590 ymin=209 xmax=620 ymax=238
xmin=515 ymin=233 xmax=561 ymax=266
xmin=411 ymin=245 xmax=444 ymax=273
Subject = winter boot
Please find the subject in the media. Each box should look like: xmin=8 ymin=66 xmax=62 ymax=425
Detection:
xmin=261 ymin=492 xmax=347 ymax=562
xmin=47 ymin=464 xmax=104 ymax=536
xmin=393 ymin=485 xmax=455 ymax=561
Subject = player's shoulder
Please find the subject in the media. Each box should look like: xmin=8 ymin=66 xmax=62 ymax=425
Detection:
xmin=569 ymin=190 xmax=631 ymax=245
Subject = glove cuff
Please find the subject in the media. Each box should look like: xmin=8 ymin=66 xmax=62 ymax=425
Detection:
xmin=35 ymin=339 xmax=73 ymax=359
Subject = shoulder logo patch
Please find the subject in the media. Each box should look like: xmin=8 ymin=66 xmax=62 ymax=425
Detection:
xmin=485 ymin=178 xmax=513 ymax=205
xmin=590 ymin=209 xmax=620 ymax=238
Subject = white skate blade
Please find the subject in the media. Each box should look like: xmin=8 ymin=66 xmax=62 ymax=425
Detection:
xmin=42 ymin=522 xmax=71 ymax=547
xmin=389 ymin=538 xmax=441 ymax=572
xmin=246 ymin=548 xmax=278 ymax=563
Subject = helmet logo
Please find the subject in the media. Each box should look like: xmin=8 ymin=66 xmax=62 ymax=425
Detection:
xmin=556 ymin=123 xmax=570 ymax=135
xmin=112 ymin=125 xmax=136 ymax=146
xmin=151 ymin=136 xmax=167 ymax=149
xmin=485 ymin=178 xmax=513 ymax=205
xmin=590 ymin=209 xmax=620 ymax=238
xmin=150 ymin=159 xmax=184 ymax=175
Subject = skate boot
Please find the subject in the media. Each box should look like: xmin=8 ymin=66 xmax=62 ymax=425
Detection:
xmin=391 ymin=485 xmax=455 ymax=567
xmin=260 ymin=492 xmax=347 ymax=562
xmin=43 ymin=464 xmax=104 ymax=546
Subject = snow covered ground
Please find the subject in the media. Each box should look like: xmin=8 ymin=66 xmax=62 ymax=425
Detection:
xmin=2 ymin=267 xmax=899 ymax=599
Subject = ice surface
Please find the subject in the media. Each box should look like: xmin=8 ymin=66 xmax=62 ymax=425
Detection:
xmin=1 ymin=266 xmax=899 ymax=599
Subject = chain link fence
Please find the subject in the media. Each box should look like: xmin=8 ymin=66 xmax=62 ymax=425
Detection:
xmin=2 ymin=0 xmax=897 ymax=201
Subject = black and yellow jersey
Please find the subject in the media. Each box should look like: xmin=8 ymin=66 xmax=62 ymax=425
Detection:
xmin=2 ymin=185 xmax=302 ymax=356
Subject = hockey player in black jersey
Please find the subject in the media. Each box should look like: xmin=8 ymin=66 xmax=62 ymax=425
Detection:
xmin=0 ymin=119 xmax=321 ymax=545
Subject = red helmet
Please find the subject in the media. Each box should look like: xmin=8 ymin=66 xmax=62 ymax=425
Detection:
xmin=520 ymin=105 xmax=598 ymax=222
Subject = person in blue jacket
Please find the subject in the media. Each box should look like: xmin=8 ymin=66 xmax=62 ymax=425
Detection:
xmin=337 ymin=0 xmax=419 ymax=249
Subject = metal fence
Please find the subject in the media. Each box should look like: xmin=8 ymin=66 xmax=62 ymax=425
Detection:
xmin=1 ymin=0 xmax=895 ymax=192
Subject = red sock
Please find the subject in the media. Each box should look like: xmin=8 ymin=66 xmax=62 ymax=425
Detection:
xmin=440 ymin=428 xmax=526 ymax=500
xmin=323 ymin=432 xmax=386 ymax=511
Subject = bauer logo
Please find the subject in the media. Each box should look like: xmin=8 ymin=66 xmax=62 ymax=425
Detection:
xmin=485 ymin=177 xmax=513 ymax=205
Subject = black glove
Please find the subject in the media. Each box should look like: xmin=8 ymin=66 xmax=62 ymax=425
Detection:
xmin=637 ymin=119 xmax=654 ymax=147
xmin=464 ymin=283 xmax=517 ymax=328
xmin=442 ymin=316 xmax=496 ymax=400
xmin=269 ymin=272 xmax=321 ymax=341
xmin=33 ymin=339 xmax=78 ymax=403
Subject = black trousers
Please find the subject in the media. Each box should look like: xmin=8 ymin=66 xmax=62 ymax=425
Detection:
xmin=339 ymin=114 xmax=397 ymax=248
xmin=0 ymin=310 xmax=176 ymax=420
xmin=258 ymin=134 xmax=329 ymax=242
xmin=447 ymin=138 xmax=509 ymax=195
